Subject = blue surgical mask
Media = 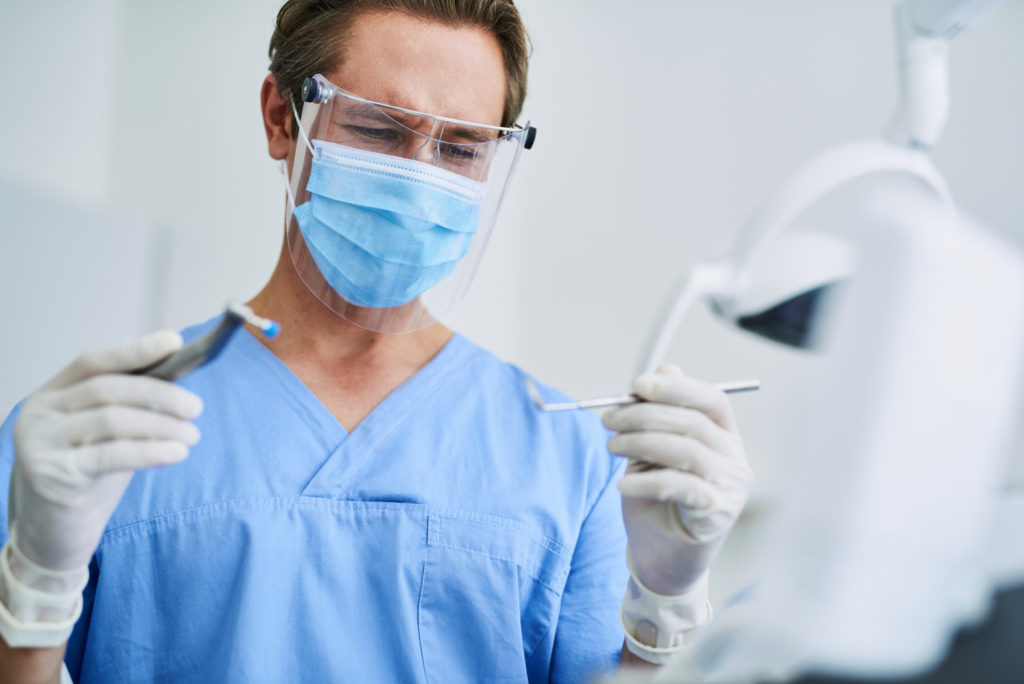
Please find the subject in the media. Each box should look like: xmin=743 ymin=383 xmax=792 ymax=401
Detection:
xmin=290 ymin=140 xmax=484 ymax=309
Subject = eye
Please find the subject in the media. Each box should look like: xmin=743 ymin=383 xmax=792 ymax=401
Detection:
xmin=439 ymin=143 xmax=481 ymax=163
xmin=344 ymin=125 xmax=401 ymax=144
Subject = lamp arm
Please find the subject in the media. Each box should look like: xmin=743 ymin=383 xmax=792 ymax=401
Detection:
xmin=889 ymin=0 xmax=1005 ymax=149
xmin=640 ymin=0 xmax=1004 ymax=371
xmin=724 ymin=140 xmax=953 ymax=308
xmin=640 ymin=263 xmax=732 ymax=374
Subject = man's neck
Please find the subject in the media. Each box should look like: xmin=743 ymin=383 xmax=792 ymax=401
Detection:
xmin=243 ymin=243 xmax=453 ymax=430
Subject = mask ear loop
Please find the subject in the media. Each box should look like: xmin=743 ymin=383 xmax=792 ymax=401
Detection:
xmin=281 ymin=100 xmax=316 ymax=213
xmin=291 ymin=100 xmax=315 ymax=156
xmin=280 ymin=161 xmax=298 ymax=213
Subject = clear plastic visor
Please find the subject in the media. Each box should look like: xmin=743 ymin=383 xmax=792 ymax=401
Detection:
xmin=285 ymin=74 xmax=533 ymax=333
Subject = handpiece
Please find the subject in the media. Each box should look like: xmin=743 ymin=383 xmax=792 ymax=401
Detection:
xmin=135 ymin=302 xmax=280 ymax=381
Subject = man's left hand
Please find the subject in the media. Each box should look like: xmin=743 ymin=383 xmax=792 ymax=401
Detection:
xmin=603 ymin=364 xmax=753 ymax=598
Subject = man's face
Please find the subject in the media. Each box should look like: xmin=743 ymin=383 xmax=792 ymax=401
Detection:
xmin=310 ymin=10 xmax=507 ymax=160
xmin=262 ymin=9 xmax=516 ymax=330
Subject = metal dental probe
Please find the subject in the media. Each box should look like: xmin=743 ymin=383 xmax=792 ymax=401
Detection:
xmin=524 ymin=377 xmax=760 ymax=412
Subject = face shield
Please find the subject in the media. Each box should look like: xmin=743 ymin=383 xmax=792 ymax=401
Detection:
xmin=284 ymin=74 xmax=536 ymax=333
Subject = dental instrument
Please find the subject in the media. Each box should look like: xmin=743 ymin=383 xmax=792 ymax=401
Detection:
xmin=525 ymin=377 xmax=760 ymax=412
xmin=136 ymin=301 xmax=280 ymax=381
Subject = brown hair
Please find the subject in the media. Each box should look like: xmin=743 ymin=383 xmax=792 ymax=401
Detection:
xmin=268 ymin=0 xmax=529 ymax=131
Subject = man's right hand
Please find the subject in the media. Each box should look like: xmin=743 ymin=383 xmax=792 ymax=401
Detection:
xmin=0 ymin=330 xmax=202 ymax=660
xmin=10 ymin=330 xmax=202 ymax=576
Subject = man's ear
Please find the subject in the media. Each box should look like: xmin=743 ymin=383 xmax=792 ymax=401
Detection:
xmin=261 ymin=74 xmax=292 ymax=161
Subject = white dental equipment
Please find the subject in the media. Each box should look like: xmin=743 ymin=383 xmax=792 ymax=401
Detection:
xmin=632 ymin=0 xmax=1024 ymax=681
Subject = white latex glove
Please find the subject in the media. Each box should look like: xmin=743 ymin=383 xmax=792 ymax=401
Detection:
xmin=604 ymin=364 xmax=752 ymax=598
xmin=10 ymin=331 xmax=202 ymax=575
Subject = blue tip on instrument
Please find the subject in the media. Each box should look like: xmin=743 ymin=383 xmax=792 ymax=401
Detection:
xmin=228 ymin=301 xmax=280 ymax=339
xmin=135 ymin=301 xmax=281 ymax=381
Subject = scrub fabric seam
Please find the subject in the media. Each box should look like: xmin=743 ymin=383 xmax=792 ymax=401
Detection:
xmin=415 ymin=562 xmax=432 ymax=684
xmin=536 ymin=447 xmax=626 ymax=682
xmin=427 ymin=515 xmax=570 ymax=592
xmin=98 ymin=497 xmax=571 ymax=552
xmin=99 ymin=497 xmax=439 ymax=542
xmin=424 ymin=544 xmax=565 ymax=589
xmin=581 ymin=434 xmax=627 ymax=534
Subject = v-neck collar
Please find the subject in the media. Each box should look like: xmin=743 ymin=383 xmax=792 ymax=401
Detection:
xmin=232 ymin=326 xmax=347 ymax=450
xmin=234 ymin=327 xmax=471 ymax=497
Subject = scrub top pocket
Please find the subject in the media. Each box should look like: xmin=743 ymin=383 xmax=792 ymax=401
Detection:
xmin=417 ymin=512 xmax=572 ymax=683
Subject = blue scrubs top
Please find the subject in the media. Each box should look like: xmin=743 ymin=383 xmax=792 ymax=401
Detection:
xmin=0 ymin=316 xmax=629 ymax=683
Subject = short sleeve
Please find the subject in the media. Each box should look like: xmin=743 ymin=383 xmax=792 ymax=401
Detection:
xmin=546 ymin=455 xmax=629 ymax=684
xmin=0 ymin=404 xmax=23 ymax=548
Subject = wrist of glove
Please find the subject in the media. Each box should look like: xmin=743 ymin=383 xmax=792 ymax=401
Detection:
xmin=0 ymin=530 xmax=88 ymax=648
xmin=620 ymin=546 xmax=712 ymax=664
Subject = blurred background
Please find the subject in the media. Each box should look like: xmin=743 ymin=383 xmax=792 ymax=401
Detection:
xmin=1 ymin=0 xmax=1022 ymax=600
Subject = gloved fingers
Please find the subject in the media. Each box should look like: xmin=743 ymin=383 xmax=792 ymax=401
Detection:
xmin=603 ymin=403 xmax=736 ymax=455
xmin=48 ymin=374 xmax=203 ymax=419
xmin=60 ymin=406 xmax=200 ymax=447
xmin=72 ymin=439 xmax=191 ymax=476
xmin=618 ymin=467 xmax=715 ymax=510
xmin=608 ymin=432 xmax=726 ymax=482
xmin=632 ymin=366 xmax=738 ymax=432
xmin=43 ymin=331 xmax=183 ymax=390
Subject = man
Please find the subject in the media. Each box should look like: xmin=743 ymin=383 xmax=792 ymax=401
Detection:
xmin=0 ymin=1 xmax=752 ymax=682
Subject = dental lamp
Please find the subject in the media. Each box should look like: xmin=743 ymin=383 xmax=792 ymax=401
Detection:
xmin=642 ymin=0 xmax=1002 ymax=368
xmin=636 ymin=0 xmax=1024 ymax=681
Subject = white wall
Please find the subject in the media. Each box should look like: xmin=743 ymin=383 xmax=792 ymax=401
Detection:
xmin=105 ymin=0 xmax=287 ymax=327
xmin=0 ymin=182 xmax=156 ymax=416
xmin=0 ymin=1 xmax=122 ymax=208
xmin=1 ymin=1 xmax=1022 ymax=496
xmin=457 ymin=0 xmax=1024 ymax=498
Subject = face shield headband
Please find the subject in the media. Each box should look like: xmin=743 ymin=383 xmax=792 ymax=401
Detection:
xmin=283 ymin=74 xmax=536 ymax=334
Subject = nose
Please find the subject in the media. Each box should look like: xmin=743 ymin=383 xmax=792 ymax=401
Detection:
xmin=405 ymin=119 xmax=446 ymax=165
xmin=409 ymin=137 xmax=440 ymax=165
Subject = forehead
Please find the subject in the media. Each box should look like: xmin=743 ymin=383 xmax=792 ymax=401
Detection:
xmin=327 ymin=10 xmax=507 ymax=128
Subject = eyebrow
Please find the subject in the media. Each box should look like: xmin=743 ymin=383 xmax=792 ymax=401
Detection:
xmin=440 ymin=125 xmax=498 ymax=144
xmin=338 ymin=105 xmax=499 ymax=143
xmin=340 ymin=108 xmax=397 ymax=126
